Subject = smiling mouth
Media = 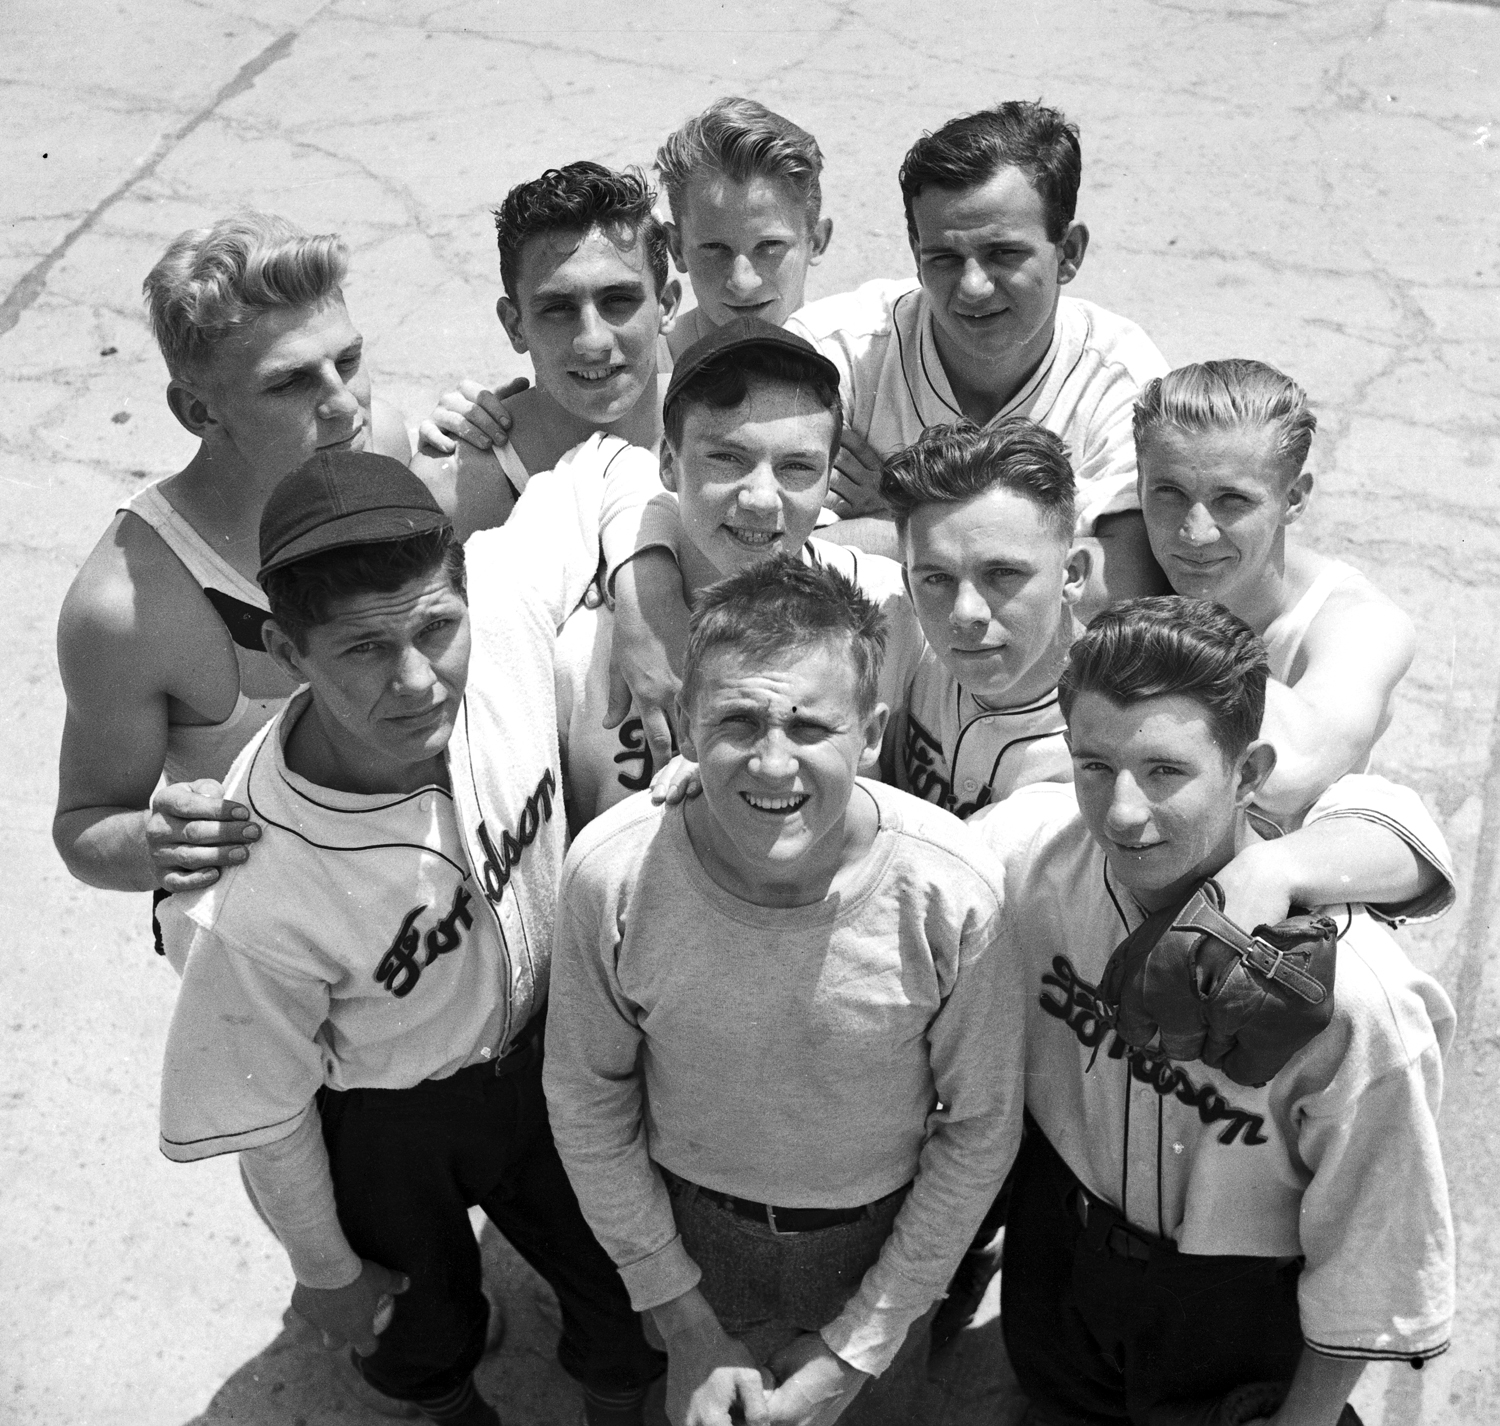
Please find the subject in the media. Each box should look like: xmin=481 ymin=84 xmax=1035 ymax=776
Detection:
xmin=741 ymin=791 xmax=809 ymax=815
xmin=569 ymin=365 xmax=626 ymax=384
xmin=724 ymin=525 xmax=783 ymax=548
xmin=724 ymin=300 xmax=774 ymax=313
xmin=952 ymin=644 xmax=1005 ymax=658
xmin=1111 ymin=839 xmax=1164 ymax=854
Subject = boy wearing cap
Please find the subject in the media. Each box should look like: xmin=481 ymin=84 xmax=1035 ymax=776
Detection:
xmin=545 ymin=556 xmax=1023 ymax=1426
xmin=157 ymin=447 xmax=668 ymax=1426
xmin=554 ymin=317 xmax=924 ymax=830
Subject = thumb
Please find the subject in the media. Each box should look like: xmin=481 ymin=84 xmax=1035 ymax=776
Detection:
xmin=369 ymin=1263 xmax=411 ymax=1295
xmin=738 ymin=1369 xmax=771 ymax=1426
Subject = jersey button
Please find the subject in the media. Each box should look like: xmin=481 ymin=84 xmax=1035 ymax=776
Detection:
xmin=963 ymin=779 xmax=978 ymax=792
xmin=480 ymin=1046 xmax=492 ymax=1058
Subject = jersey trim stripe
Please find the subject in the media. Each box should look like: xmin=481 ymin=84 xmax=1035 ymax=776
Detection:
xmin=1306 ymin=1337 xmax=1449 ymax=1364
xmin=161 ymin=1106 xmax=307 ymax=1153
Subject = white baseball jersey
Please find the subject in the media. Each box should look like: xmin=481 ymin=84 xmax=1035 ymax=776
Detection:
xmin=971 ymin=782 xmax=1456 ymax=1363
xmin=893 ymin=648 xmax=1069 ymax=817
xmin=787 ymin=280 xmax=1168 ymax=534
xmin=159 ymin=433 xmax=666 ymax=1163
xmin=554 ymin=534 xmax=926 ymax=830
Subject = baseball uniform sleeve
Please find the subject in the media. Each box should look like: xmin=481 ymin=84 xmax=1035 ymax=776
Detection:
xmin=1279 ymin=940 xmax=1455 ymax=1361
xmin=465 ymin=434 xmax=667 ymax=632
xmin=542 ymin=851 xmax=702 ymax=1311
xmin=1299 ymin=773 xmax=1456 ymax=923
xmin=159 ymin=921 xmax=329 ymax=1164
xmin=820 ymin=894 xmax=1025 ymax=1376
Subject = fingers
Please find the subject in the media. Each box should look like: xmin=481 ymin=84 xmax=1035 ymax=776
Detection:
xmin=152 ymin=781 xmax=244 ymax=821
xmin=159 ymin=866 xmax=223 ymax=893
xmin=416 ymin=417 xmax=457 ymax=455
xmin=491 ymin=376 xmax=531 ymax=401
xmin=839 ymin=427 xmax=881 ymax=465
xmin=736 ymin=1369 xmax=771 ymax=1426
xmin=639 ymin=706 xmax=677 ymax=774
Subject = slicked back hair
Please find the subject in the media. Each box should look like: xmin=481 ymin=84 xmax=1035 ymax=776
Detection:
xmin=656 ymin=96 xmax=825 ymax=231
xmin=261 ymin=528 xmax=466 ymax=654
xmin=900 ymin=100 xmax=1081 ymax=245
xmin=881 ymin=416 xmax=1075 ymax=540
xmin=1133 ymin=360 xmax=1318 ymax=486
xmin=662 ymin=344 xmax=843 ymax=458
xmin=681 ymin=554 xmax=887 ymax=719
xmin=1058 ymin=596 xmax=1269 ymax=759
xmin=494 ymin=161 xmax=670 ymax=304
xmin=143 ymin=212 xmax=348 ymax=381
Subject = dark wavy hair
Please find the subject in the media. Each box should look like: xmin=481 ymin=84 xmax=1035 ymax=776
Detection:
xmin=262 ymin=529 xmax=466 ymax=653
xmin=881 ymin=416 xmax=1075 ymax=538
xmin=1134 ymin=359 xmax=1318 ymax=486
xmin=1058 ymin=596 xmax=1269 ymax=757
xmin=493 ymin=161 xmax=670 ymax=303
xmin=656 ymin=96 xmax=825 ymax=231
xmin=681 ymin=553 xmax=886 ymax=717
xmin=900 ymin=100 xmax=1081 ymax=245
xmin=662 ymin=343 xmax=842 ymax=457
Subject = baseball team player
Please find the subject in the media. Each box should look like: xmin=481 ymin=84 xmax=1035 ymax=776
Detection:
xmin=412 ymin=161 xmax=680 ymax=537
xmin=53 ymin=213 xmax=413 ymax=899
xmin=971 ymin=597 xmax=1455 ymax=1426
xmin=158 ymin=444 xmax=672 ymax=1426
xmin=555 ymin=317 xmax=924 ymax=829
xmin=1134 ymin=359 xmax=1417 ymax=821
xmin=879 ymin=417 xmax=1086 ymax=816
xmin=545 ymin=556 xmax=1024 ymax=1426
xmin=653 ymin=96 xmax=834 ymax=360
xmin=787 ymin=100 xmax=1168 ymax=609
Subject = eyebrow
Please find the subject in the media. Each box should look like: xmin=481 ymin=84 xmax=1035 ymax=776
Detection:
xmin=530 ymin=278 xmax=648 ymax=303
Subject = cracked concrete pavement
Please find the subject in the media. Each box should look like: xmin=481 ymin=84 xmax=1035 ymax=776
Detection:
xmin=2 ymin=1 xmax=1497 ymax=1422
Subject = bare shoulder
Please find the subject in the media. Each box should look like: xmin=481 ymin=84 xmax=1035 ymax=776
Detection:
xmin=370 ymin=396 xmax=412 ymax=462
xmin=58 ymin=511 xmax=227 ymax=703
xmin=1295 ymin=551 xmax=1416 ymax=676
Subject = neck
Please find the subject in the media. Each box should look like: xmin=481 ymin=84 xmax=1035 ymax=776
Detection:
xmin=161 ymin=443 xmax=277 ymax=573
xmin=518 ymin=374 xmax=663 ymax=470
xmin=284 ymin=698 xmax=449 ymax=797
xmin=929 ymin=300 xmax=1057 ymax=425
xmin=1225 ymin=537 xmax=1290 ymax=636
xmin=677 ymin=538 xmax=729 ymax=606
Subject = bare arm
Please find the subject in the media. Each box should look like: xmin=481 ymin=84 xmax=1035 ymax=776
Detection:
xmin=1256 ymin=588 xmax=1415 ymax=818
xmin=52 ymin=530 xmax=259 ymax=891
xmin=1217 ymin=810 xmax=1439 ymax=932
xmin=1255 ymin=1352 xmax=1366 ymax=1426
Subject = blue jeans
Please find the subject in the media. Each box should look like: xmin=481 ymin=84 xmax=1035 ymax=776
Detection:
xmin=665 ymin=1173 xmax=932 ymax=1425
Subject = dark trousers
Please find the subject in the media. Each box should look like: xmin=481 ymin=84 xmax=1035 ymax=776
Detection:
xmin=1002 ymin=1127 xmax=1309 ymax=1426
xmin=318 ymin=1038 xmax=665 ymax=1403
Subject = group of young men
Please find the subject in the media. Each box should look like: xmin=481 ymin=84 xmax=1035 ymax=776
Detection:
xmin=53 ymin=94 xmax=1457 ymax=1426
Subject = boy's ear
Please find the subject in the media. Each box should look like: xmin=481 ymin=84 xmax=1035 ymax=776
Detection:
xmin=658 ymin=276 xmax=682 ymax=334
xmin=166 ymin=377 xmax=214 ymax=438
xmin=1281 ymin=469 xmax=1314 ymax=527
xmin=497 ymin=296 xmax=527 ymax=354
xmin=675 ymin=693 xmax=697 ymax=762
xmin=859 ymin=702 xmax=890 ymax=772
xmin=1057 ymin=221 xmax=1090 ymax=285
xmin=1234 ymin=740 xmax=1277 ymax=806
xmin=809 ymin=217 xmax=833 ymax=263
xmin=262 ymin=619 xmax=309 ymax=686
xmin=1062 ymin=542 xmax=1093 ymax=607
xmin=663 ymin=220 xmax=687 ymax=273
xmin=659 ymin=442 xmax=680 ymax=494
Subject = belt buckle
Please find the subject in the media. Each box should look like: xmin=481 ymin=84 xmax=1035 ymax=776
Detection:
xmin=765 ymin=1203 xmax=793 ymax=1237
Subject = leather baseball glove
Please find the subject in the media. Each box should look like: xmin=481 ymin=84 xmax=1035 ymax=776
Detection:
xmin=1100 ymin=880 xmax=1338 ymax=1087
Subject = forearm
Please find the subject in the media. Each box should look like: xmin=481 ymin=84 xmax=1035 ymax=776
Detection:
xmin=53 ymin=804 xmax=155 ymax=891
xmin=239 ymin=1110 xmax=361 ymax=1290
xmin=1267 ymin=1350 xmax=1365 ymax=1426
xmin=1230 ymin=816 xmax=1435 ymax=916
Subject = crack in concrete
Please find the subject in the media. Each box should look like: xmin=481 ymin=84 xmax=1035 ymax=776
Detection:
xmin=0 ymin=27 xmax=305 ymax=343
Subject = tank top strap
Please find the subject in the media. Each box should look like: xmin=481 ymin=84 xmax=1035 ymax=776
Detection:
xmin=120 ymin=482 xmax=268 ymax=611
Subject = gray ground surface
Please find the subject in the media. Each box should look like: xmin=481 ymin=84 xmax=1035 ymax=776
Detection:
xmin=2 ymin=2 xmax=1497 ymax=1422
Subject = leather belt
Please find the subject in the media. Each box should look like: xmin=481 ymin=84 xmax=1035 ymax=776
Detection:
xmin=670 ymin=1172 xmax=907 ymax=1236
xmin=1069 ymin=1183 xmax=1160 ymax=1263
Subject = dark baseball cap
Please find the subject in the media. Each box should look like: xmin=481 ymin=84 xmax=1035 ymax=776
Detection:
xmin=258 ymin=449 xmax=451 ymax=582
xmin=663 ymin=316 xmax=841 ymax=416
